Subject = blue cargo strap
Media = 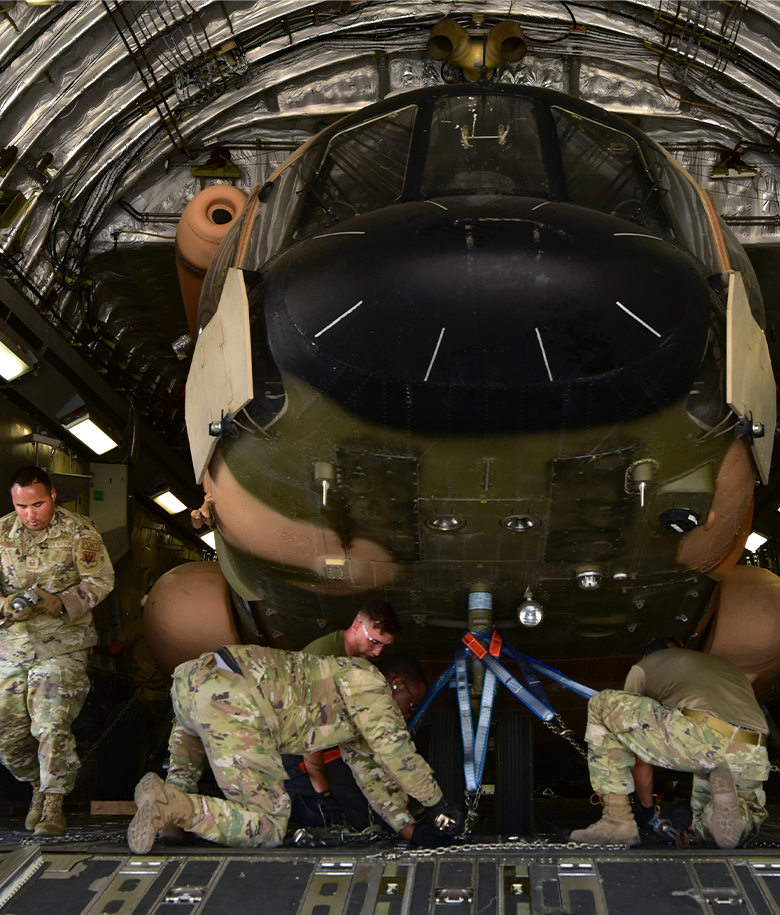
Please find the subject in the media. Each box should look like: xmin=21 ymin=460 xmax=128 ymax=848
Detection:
xmin=455 ymin=645 xmax=497 ymax=793
xmin=502 ymin=640 xmax=552 ymax=710
xmin=472 ymin=668 xmax=496 ymax=791
xmin=525 ymin=655 xmax=598 ymax=700
xmin=407 ymin=628 xmax=597 ymax=738
xmin=409 ymin=662 xmax=456 ymax=738
xmin=469 ymin=627 xmax=597 ymax=707
xmin=479 ymin=651 xmax=555 ymax=722
xmin=471 ymin=633 xmax=500 ymax=794
xmin=454 ymin=648 xmax=474 ymax=784
xmin=465 ymin=628 xmax=554 ymax=722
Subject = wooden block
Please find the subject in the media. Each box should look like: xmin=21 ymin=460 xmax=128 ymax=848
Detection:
xmin=90 ymin=800 xmax=137 ymax=816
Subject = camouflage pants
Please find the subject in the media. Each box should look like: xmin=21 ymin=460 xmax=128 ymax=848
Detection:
xmin=166 ymin=653 xmax=291 ymax=848
xmin=0 ymin=651 xmax=90 ymax=795
xmin=585 ymin=690 xmax=769 ymax=845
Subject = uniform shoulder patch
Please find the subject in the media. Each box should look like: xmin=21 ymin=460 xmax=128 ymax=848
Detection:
xmin=80 ymin=537 xmax=102 ymax=568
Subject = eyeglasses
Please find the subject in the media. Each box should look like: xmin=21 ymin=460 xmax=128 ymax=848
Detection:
xmin=360 ymin=620 xmax=393 ymax=648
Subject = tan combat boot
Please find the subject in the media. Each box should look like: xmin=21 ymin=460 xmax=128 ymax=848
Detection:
xmin=25 ymin=786 xmax=45 ymax=831
xmin=709 ymin=766 xmax=743 ymax=849
xmin=128 ymin=773 xmax=195 ymax=855
xmin=34 ymin=793 xmax=66 ymax=836
xmin=570 ymin=793 xmax=640 ymax=846
xmin=157 ymin=825 xmax=191 ymax=845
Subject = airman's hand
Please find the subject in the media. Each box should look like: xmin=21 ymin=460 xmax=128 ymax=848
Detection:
xmin=425 ymin=797 xmax=465 ymax=837
xmin=2 ymin=593 xmax=34 ymax=621
xmin=33 ymin=587 xmax=63 ymax=616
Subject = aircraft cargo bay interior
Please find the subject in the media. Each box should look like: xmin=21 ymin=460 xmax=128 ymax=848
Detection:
xmin=3 ymin=1 xmax=780 ymax=910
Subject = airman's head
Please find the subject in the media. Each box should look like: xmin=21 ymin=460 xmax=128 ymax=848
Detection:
xmin=346 ymin=599 xmax=401 ymax=659
xmin=9 ymin=467 xmax=57 ymax=532
xmin=376 ymin=652 xmax=427 ymax=723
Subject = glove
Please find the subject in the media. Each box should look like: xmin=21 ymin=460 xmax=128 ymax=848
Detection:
xmin=425 ymin=797 xmax=465 ymax=837
xmin=2 ymin=593 xmax=17 ymax=615
xmin=632 ymin=799 xmax=656 ymax=829
xmin=409 ymin=823 xmax=455 ymax=848
xmin=2 ymin=592 xmax=35 ymax=621
xmin=316 ymin=790 xmax=345 ymax=827
xmin=33 ymin=586 xmax=63 ymax=617
xmin=668 ymin=800 xmax=693 ymax=831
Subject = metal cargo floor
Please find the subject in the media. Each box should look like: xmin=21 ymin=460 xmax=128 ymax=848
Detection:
xmin=4 ymin=810 xmax=780 ymax=915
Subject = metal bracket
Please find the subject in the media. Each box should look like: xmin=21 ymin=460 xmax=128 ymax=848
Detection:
xmin=208 ymin=410 xmax=238 ymax=441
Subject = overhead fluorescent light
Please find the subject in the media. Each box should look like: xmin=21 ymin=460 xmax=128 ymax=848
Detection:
xmin=153 ymin=490 xmax=187 ymax=514
xmin=746 ymin=532 xmax=768 ymax=553
xmin=200 ymin=531 xmax=216 ymax=550
xmin=64 ymin=416 xmax=118 ymax=455
xmin=0 ymin=336 xmax=33 ymax=381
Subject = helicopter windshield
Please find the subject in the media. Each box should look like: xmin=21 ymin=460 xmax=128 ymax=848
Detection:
xmin=294 ymin=105 xmax=418 ymax=239
xmin=235 ymin=87 xmax=726 ymax=279
xmin=552 ymin=107 xmax=671 ymax=236
xmin=422 ymin=94 xmax=549 ymax=198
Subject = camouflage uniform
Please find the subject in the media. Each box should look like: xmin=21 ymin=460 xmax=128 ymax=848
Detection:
xmin=282 ymin=626 xmax=370 ymax=831
xmin=0 ymin=506 xmax=114 ymax=794
xmin=165 ymin=645 xmax=442 ymax=847
xmin=584 ymin=652 xmax=770 ymax=845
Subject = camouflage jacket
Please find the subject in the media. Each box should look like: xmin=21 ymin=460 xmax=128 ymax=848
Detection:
xmin=210 ymin=646 xmax=442 ymax=831
xmin=0 ymin=506 xmax=115 ymax=660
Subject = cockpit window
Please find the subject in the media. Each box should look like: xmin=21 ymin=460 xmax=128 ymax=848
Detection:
xmin=238 ymin=88 xmax=730 ymax=280
xmin=294 ymin=105 xmax=417 ymax=239
xmin=552 ymin=107 xmax=672 ymax=236
xmin=422 ymin=94 xmax=548 ymax=198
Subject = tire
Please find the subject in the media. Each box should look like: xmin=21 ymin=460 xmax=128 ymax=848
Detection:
xmin=495 ymin=710 xmax=533 ymax=835
xmin=94 ymin=699 xmax=155 ymax=800
xmin=426 ymin=709 xmax=466 ymax=802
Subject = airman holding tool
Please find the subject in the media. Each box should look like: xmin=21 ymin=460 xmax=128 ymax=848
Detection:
xmin=0 ymin=466 xmax=114 ymax=835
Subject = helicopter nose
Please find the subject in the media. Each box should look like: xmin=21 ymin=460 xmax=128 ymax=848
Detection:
xmin=266 ymin=196 xmax=716 ymax=435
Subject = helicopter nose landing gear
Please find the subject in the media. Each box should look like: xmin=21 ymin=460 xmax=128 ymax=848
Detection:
xmin=411 ymin=585 xmax=597 ymax=836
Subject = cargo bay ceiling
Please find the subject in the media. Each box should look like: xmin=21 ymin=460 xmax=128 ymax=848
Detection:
xmin=3 ymin=0 xmax=780 ymax=544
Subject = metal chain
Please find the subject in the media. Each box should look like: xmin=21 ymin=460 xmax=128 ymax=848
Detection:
xmin=748 ymin=837 xmax=780 ymax=849
xmin=21 ymin=831 xmax=780 ymax=852
xmin=463 ymin=790 xmax=481 ymax=836
xmin=19 ymin=831 xmax=129 ymax=846
xmin=366 ymin=836 xmax=638 ymax=860
xmin=543 ymin=713 xmax=589 ymax=760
